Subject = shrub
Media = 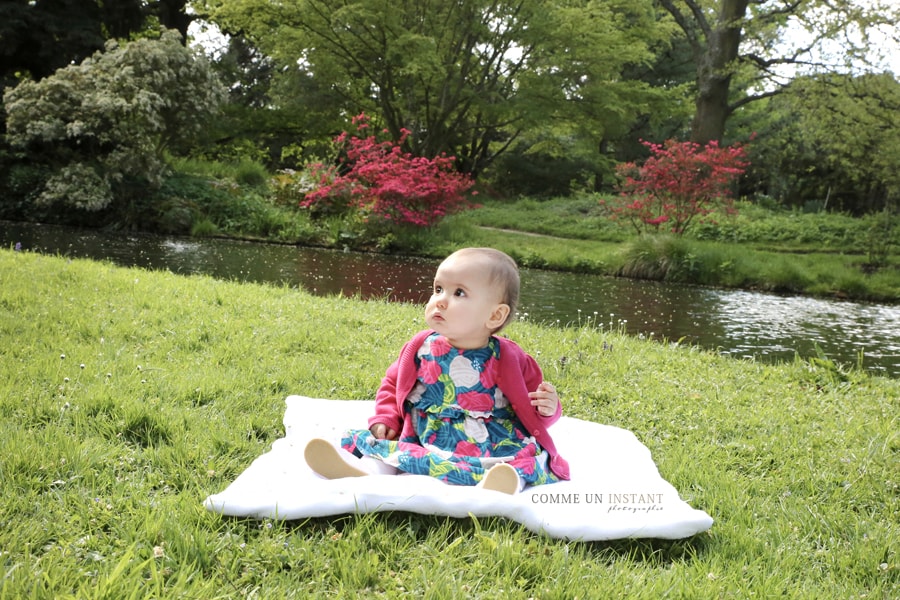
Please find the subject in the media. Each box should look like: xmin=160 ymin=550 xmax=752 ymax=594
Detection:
xmin=300 ymin=114 xmax=476 ymax=228
xmin=3 ymin=29 xmax=226 ymax=213
xmin=609 ymin=139 xmax=749 ymax=235
xmin=232 ymin=160 xmax=270 ymax=188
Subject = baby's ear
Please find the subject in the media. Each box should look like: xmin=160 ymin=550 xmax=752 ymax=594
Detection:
xmin=487 ymin=303 xmax=511 ymax=329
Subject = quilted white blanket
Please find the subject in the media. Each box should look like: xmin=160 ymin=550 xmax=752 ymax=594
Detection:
xmin=203 ymin=396 xmax=713 ymax=541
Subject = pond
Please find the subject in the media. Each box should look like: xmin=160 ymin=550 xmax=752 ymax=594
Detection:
xmin=3 ymin=220 xmax=898 ymax=377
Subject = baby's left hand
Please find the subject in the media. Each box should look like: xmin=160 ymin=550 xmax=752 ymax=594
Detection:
xmin=529 ymin=381 xmax=559 ymax=417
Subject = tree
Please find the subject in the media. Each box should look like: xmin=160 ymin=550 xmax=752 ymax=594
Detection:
xmin=199 ymin=31 xmax=349 ymax=168
xmin=4 ymin=30 xmax=226 ymax=211
xmin=745 ymin=72 xmax=900 ymax=214
xmin=198 ymin=0 xmax=663 ymax=177
xmin=149 ymin=0 xmax=195 ymax=40
xmin=609 ymin=138 xmax=748 ymax=235
xmin=0 ymin=0 xmax=146 ymax=86
xmin=656 ymin=0 xmax=900 ymax=144
xmin=485 ymin=0 xmax=677 ymax=193
xmin=0 ymin=0 xmax=197 ymax=89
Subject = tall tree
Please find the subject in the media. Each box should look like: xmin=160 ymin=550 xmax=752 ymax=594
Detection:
xmin=0 ymin=0 xmax=197 ymax=87
xmin=746 ymin=72 xmax=900 ymax=213
xmin=656 ymin=0 xmax=900 ymax=144
xmin=199 ymin=0 xmax=663 ymax=177
xmin=149 ymin=0 xmax=195 ymax=40
xmin=0 ymin=0 xmax=145 ymax=84
xmin=202 ymin=32 xmax=345 ymax=166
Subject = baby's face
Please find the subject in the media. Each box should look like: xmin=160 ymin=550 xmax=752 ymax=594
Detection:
xmin=424 ymin=254 xmax=509 ymax=349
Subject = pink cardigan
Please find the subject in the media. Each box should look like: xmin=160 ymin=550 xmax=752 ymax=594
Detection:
xmin=369 ymin=330 xmax=571 ymax=480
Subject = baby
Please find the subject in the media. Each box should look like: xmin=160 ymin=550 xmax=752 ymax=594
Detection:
xmin=305 ymin=247 xmax=570 ymax=494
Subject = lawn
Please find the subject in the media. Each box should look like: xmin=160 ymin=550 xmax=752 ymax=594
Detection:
xmin=0 ymin=249 xmax=897 ymax=598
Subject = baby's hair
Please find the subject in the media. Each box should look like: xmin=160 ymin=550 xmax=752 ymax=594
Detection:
xmin=446 ymin=247 xmax=520 ymax=331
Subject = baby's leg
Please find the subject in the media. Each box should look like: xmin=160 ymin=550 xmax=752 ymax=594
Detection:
xmin=304 ymin=438 xmax=397 ymax=479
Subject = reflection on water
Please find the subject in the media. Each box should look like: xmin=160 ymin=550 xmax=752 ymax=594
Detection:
xmin=711 ymin=291 xmax=900 ymax=366
xmin=3 ymin=220 xmax=898 ymax=376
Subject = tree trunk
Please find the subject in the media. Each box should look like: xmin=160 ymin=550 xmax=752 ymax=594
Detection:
xmin=690 ymin=0 xmax=749 ymax=144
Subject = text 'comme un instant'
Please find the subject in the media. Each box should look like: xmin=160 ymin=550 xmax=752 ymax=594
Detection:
xmin=530 ymin=492 xmax=664 ymax=512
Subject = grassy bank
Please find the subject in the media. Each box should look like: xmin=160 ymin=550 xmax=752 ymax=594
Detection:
xmin=436 ymin=198 xmax=900 ymax=303
xmin=164 ymin=171 xmax=899 ymax=302
xmin=1 ymin=250 xmax=897 ymax=598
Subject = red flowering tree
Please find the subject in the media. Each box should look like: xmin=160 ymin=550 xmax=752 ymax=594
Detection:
xmin=610 ymin=139 xmax=749 ymax=235
xmin=300 ymin=114 xmax=475 ymax=228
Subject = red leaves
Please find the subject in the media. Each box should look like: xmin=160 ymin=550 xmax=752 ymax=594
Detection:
xmin=300 ymin=114 xmax=475 ymax=228
xmin=610 ymin=139 xmax=749 ymax=235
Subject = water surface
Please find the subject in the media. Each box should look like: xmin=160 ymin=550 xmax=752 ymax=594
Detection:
xmin=3 ymin=221 xmax=897 ymax=376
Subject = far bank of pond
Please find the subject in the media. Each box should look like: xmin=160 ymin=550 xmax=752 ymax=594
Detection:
xmin=3 ymin=220 xmax=898 ymax=377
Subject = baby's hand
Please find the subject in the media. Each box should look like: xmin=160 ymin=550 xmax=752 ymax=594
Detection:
xmin=528 ymin=381 xmax=560 ymax=417
xmin=370 ymin=423 xmax=397 ymax=440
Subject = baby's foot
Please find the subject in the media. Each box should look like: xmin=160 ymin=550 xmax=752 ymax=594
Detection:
xmin=481 ymin=463 xmax=520 ymax=495
xmin=304 ymin=438 xmax=367 ymax=479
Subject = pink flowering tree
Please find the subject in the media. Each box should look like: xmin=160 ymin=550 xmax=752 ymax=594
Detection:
xmin=300 ymin=114 xmax=476 ymax=229
xmin=609 ymin=139 xmax=749 ymax=235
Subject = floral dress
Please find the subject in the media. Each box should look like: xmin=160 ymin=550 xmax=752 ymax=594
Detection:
xmin=341 ymin=333 xmax=559 ymax=487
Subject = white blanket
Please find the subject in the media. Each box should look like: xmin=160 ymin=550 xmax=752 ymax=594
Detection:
xmin=203 ymin=396 xmax=713 ymax=541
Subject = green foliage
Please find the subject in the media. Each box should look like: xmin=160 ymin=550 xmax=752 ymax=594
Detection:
xmin=862 ymin=205 xmax=898 ymax=270
xmin=0 ymin=155 xmax=53 ymax=222
xmin=3 ymin=29 xmax=227 ymax=213
xmin=744 ymin=73 xmax=900 ymax=214
xmin=692 ymin=202 xmax=900 ymax=253
xmin=229 ymin=159 xmax=270 ymax=188
xmin=435 ymin=199 xmax=899 ymax=301
xmin=1 ymin=251 xmax=898 ymax=598
xmin=190 ymin=218 xmax=221 ymax=237
xmin=618 ymin=235 xmax=703 ymax=282
xmin=489 ymin=145 xmax=599 ymax=198
xmin=659 ymin=0 xmax=900 ymax=144
xmin=200 ymin=0 xmax=663 ymax=176
xmin=609 ymin=231 xmax=899 ymax=299
xmin=0 ymin=0 xmax=147 ymax=84
xmin=271 ymin=169 xmax=320 ymax=208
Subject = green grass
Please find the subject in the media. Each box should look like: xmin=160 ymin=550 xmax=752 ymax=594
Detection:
xmin=1 ymin=250 xmax=897 ymax=598
xmin=428 ymin=198 xmax=900 ymax=303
